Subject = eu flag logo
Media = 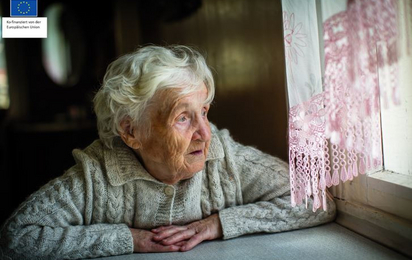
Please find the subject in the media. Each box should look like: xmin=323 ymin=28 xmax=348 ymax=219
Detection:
xmin=10 ymin=0 xmax=38 ymax=17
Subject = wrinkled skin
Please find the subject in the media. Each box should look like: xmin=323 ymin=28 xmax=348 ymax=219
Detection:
xmin=151 ymin=213 xmax=222 ymax=252
xmin=129 ymin=214 xmax=222 ymax=252
xmin=120 ymin=84 xmax=222 ymax=252
xmin=121 ymin=83 xmax=211 ymax=185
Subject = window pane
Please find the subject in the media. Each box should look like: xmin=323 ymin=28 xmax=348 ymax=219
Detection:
xmin=380 ymin=1 xmax=412 ymax=176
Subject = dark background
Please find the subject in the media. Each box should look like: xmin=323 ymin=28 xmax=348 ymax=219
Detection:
xmin=0 ymin=0 xmax=288 ymax=225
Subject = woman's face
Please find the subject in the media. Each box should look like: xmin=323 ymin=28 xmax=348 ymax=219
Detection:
xmin=132 ymin=83 xmax=211 ymax=185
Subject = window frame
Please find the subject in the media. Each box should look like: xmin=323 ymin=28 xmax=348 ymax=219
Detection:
xmin=327 ymin=0 xmax=412 ymax=257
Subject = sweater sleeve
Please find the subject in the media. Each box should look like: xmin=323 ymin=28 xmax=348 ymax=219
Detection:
xmin=0 ymin=165 xmax=133 ymax=260
xmin=216 ymin=129 xmax=336 ymax=239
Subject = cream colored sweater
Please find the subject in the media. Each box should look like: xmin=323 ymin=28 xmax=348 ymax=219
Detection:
xmin=0 ymin=124 xmax=336 ymax=259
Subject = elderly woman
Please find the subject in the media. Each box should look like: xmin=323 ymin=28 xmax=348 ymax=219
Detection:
xmin=0 ymin=45 xmax=335 ymax=259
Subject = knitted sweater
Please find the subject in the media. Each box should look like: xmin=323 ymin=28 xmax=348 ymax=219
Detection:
xmin=0 ymin=124 xmax=336 ymax=259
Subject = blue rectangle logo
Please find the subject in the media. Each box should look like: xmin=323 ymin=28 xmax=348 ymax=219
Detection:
xmin=10 ymin=0 xmax=38 ymax=17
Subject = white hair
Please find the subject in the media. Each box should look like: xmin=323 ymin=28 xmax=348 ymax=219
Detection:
xmin=93 ymin=45 xmax=215 ymax=149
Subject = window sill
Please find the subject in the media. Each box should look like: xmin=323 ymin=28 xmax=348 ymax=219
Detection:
xmin=335 ymin=199 xmax=412 ymax=258
xmin=368 ymin=170 xmax=412 ymax=197
xmin=334 ymin=170 xmax=412 ymax=258
xmin=367 ymin=171 xmax=412 ymax=221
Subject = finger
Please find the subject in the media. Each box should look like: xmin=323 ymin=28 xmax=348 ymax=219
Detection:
xmin=152 ymin=225 xmax=177 ymax=233
xmin=180 ymin=233 xmax=205 ymax=252
xmin=174 ymin=241 xmax=187 ymax=246
xmin=160 ymin=229 xmax=196 ymax=245
xmin=153 ymin=226 xmax=188 ymax=241
xmin=149 ymin=242 xmax=181 ymax=253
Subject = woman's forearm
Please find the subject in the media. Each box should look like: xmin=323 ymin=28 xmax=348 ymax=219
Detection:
xmin=1 ymin=223 xmax=133 ymax=259
xmin=218 ymin=196 xmax=336 ymax=239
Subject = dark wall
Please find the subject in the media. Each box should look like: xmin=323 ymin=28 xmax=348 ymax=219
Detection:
xmin=0 ymin=0 xmax=287 ymax=225
xmin=0 ymin=0 xmax=115 ymax=224
xmin=116 ymin=0 xmax=288 ymax=159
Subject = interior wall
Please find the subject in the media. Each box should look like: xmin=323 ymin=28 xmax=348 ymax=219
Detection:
xmin=0 ymin=0 xmax=114 ymax=224
xmin=129 ymin=0 xmax=289 ymax=160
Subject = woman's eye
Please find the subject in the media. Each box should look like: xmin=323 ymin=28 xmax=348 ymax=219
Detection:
xmin=177 ymin=115 xmax=188 ymax=123
xmin=202 ymin=108 xmax=208 ymax=117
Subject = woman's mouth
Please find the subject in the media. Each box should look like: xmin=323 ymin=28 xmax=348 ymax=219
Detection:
xmin=189 ymin=150 xmax=203 ymax=156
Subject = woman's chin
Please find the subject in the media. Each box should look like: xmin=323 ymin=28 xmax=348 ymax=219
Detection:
xmin=179 ymin=165 xmax=205 ymax=182
xmin=160 ymin=162 xmax=206 ymax=185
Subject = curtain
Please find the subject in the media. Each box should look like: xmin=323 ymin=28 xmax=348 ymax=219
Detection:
xmin=282 ymin=0 xmax=405 ymax=211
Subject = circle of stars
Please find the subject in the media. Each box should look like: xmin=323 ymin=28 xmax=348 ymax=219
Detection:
xmin=17 ymin=1 xmax=31 ymax=15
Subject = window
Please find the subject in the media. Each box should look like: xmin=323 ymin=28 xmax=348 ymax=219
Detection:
xmin=323 ymin=0 xmax=412 ymax=256
xmin=379 ymin=2 xmax=412 ymax=178
xmin=365 ymin=0 xmax=412 ymax=222
xmin=0 ymin=7 xmax=10 ymax=110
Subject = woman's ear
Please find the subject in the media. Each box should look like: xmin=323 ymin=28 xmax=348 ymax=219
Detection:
xmin=119 ymin=117 xmax=141 ymax=150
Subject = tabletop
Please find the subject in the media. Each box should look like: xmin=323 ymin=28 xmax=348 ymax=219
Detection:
xmin=91 ymin=223 xmax=408 ymax=260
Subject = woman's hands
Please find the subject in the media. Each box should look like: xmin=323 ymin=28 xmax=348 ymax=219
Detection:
xmin=130 ymin=214 xmax=223 ymax=253
xmin=129 ymin=228 xmax=181 ymax=253
xmin=152 ymin=213 xmax=223 ymax=252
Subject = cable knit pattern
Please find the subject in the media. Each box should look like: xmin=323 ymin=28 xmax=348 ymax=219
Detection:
xmin=0 ymin=124 xmax=336 ymax=259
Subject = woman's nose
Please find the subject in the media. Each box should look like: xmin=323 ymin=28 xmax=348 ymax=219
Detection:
xmin=192 ymin=116 xmax=211 ymax=142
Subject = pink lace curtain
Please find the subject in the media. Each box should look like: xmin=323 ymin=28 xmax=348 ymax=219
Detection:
xmin=282 ymin=0 xmax=404 ymax=211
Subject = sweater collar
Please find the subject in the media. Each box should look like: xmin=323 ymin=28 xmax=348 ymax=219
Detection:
xmin=104 ymin=126 xmax=224 ymax=186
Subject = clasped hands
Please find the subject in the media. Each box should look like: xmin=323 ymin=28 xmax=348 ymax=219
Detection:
xmin=129 ymin=213 xmax=222 ymax=253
